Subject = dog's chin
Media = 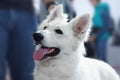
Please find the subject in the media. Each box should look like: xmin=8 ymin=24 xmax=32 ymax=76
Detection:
xmin=33 ymin=45 xmax=60 ymax=61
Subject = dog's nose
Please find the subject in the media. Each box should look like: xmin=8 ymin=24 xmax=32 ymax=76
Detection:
xmin=33 ymin=33 xmax=44 ymax=42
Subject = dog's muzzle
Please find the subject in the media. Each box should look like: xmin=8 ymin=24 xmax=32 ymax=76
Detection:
xmin=33 ymin=33 xmax=44 ymax=45
xmin=33 ymin=33 xmax=60 ymax=61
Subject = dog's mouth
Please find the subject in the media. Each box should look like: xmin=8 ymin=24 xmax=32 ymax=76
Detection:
xmin=33 ymin=46 xmax=60 ymax=61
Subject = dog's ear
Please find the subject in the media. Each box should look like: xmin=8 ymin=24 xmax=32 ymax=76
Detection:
xmin=47 ymin=4 xmax=64 ymax=22
xmin=69 ymin=14 xmax=91 ymax=41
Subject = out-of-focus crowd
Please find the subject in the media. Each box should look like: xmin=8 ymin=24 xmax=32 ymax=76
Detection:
xmin=0 ymin=0 xmax=119 ymax=80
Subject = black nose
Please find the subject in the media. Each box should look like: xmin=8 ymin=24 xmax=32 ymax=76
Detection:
xmin=33 ymin=33 xmax=44 ymax=42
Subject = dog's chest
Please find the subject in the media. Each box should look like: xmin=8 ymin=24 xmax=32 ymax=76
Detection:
xmin=34 ymin=60 xmax=79 ymax=80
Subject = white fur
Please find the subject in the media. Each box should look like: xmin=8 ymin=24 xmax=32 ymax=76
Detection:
xmin=34 ymin=5 xmax=120 ymax=80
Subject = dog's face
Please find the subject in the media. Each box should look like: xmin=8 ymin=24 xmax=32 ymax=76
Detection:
xmin=33 ymin=5 xmax=91 ymax=61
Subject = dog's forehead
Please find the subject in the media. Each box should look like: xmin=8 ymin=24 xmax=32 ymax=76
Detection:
xmin=50 ymin=21 xmax=67 ymax=28
xmin=40 ymin=20 xmax=68 ymax=30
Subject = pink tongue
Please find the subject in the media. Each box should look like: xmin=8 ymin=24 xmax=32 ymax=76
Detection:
xmin=33 ymin=48 xmax=50 ymax=61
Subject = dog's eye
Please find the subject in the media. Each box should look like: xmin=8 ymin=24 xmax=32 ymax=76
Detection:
xmin=43 ymin=26 xmax=47 ymax=30
xmin=55 ymin=29 xmax=63 ymax=34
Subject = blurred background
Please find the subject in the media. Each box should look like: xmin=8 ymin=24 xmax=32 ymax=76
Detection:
xmin=0 ymin=0 xmax=119 ymax=80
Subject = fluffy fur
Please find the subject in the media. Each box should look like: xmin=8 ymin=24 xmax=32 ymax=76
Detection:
xmin=34 ymin=5 xmax=120 ymax=80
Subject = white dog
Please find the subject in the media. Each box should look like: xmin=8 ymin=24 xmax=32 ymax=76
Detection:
xmin=33 ymin=5 xmax=120 ymax=80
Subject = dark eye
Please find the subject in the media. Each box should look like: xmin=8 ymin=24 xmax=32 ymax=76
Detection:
xmin=55 ymin=29 xmax=63 ymax=34
xmin=43 ymin=26 xmax=47 ymax=30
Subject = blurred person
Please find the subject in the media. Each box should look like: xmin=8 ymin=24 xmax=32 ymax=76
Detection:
xmin=118 ymin=19 xmax=120 ymax=36
xmin=85 ymin=42 xmax=95 ymax=58
xmin=89 ymin=0 xmax=112 ymax=62
xmin=0 ymin=0 xmax=37 ymax=80
xmin=113 ymin=19 xmax=120 ymax=46
xmin=38 ymin=0 xmax=76 ymax=24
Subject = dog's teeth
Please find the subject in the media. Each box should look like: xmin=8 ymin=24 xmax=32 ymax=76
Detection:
xmin=47 ymin=49 xmax=54 ymax=54
xmin=36 ymin=45 xmax=41 ymax=50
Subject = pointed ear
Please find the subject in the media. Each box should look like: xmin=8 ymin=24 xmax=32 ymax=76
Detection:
xmin=70 ymin=14 xmax=91 ymax=41
xmin=47 ymin=4 xmax=64 ymax=22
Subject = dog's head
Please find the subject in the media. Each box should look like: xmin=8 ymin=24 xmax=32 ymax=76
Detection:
xmin=33 ymin=5 xmax=91 ymax=61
